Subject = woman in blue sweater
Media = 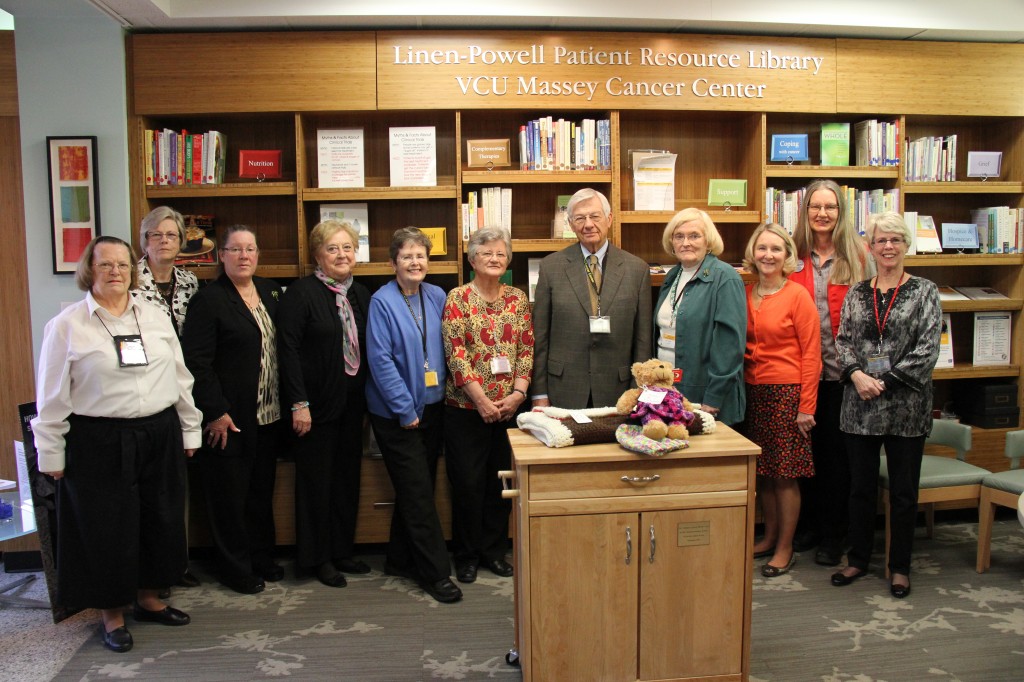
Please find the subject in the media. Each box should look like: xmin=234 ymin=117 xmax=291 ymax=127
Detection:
xmin=366 ymin=227 xmax=462 ymax=604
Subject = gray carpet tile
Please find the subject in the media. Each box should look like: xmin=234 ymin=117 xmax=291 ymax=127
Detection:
xmin=3 ymin=518 xmax=1022 ymax=681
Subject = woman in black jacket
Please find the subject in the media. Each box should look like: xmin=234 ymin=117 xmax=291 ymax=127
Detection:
xmin=278 ymin=219 xmax=371 ymax=587
xmin=181 ymin=225 xmax=284 ymax=595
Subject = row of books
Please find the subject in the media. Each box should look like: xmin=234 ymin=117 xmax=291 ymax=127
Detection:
xmin=853 ymin=119 xmax=901 ymax=167
xmin=145 ymin=129 xmax=227 ymax=186
xmin=971 ymin=206 xmax=1024 ymax=254
xmin=461 ymin=186 xmax=511 ymax=237
xmin=904 ymin=134 xmax=957 ymax=182
xmin=518 ymin=117 xmax=611 ymax=171
xmin=765 ymin=185 xmax=900 ymax=235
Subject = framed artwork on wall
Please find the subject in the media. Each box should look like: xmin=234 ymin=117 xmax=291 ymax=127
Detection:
xmin=46 ymin=136 xmax=100 ymax=274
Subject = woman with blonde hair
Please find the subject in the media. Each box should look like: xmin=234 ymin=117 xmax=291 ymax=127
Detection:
xmin=653 ymin=207 xmax=746 ymax=424
xmin=742 ymin=223 xmax=821 ymax=577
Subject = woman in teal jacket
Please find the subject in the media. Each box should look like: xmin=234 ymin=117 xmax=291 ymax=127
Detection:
xmin=653 ymin=208 xmax=747 ymax=424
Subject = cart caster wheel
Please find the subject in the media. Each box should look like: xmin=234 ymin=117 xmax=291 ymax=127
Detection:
xmin=505 ymin=649 xmax=519 ymax=666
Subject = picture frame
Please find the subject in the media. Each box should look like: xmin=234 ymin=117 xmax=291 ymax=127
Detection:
xmin=46 ymin=136 xmax=100 ymax=274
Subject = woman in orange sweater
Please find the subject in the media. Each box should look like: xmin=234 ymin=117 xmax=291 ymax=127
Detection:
xmin=743 ymin=223 xmax=822 ymax=577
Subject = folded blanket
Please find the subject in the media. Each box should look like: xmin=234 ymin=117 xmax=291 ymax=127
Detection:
xmin=516 ymin=406 xmax=628 ymax=448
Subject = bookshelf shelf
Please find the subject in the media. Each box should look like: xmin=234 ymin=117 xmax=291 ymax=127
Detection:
xmin=346 ymin=261 xmax=460 ymax=277
xmin=903 ymin=181 xmax=1024 ymax=194
xmin=461 ymin=170 xmax=613 ymax=184
xmin=146 ymin=181 xmax=297 ymax=198
xmin=906 ymin=254 xmax=1024 ymax=267
xmin=764 ymin=165 xmax=900 ymax=179
xmin=301 ymin=184 xmax=458 ymax=201
xmin=463 ymin=238 xmax=576 ymax=253
xmin=934 ymin=365 xmax=1020 ymax=380
xmin=941 ymin=298 xmax=1024 ymax=313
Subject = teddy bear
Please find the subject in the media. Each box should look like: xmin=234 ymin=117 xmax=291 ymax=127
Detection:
xmin=616 ymin=359 xmax=696 ymax=440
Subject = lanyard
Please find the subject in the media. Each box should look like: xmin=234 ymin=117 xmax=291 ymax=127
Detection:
xmin=95 ymin=304 xmax=142 ymax=339
xmin=400 ymin=288 xmax=429 ymax=371
xmin=872 ymin=275 xmax=904 ymax=347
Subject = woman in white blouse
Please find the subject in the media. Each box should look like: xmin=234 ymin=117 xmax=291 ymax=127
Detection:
xmin=33 ymin=236 xmax=202 ymax=653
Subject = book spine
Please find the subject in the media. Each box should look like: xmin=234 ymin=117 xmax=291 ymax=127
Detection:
xmin=184 ymin=134 xmax=193 ymax=185
xmin=144 ymin=129 xmax=155 ymax=185
xmin=192 ymin=133 xmax=203 ymax=185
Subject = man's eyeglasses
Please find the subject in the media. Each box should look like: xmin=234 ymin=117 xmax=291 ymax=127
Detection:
xmin=570 ymin=213 xmax=605 ymax=227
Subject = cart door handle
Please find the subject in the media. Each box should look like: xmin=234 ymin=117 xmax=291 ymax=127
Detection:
xmin=625 ymin=526 xmax=632 ymax=565
xmin=621 ymin=474 xmax=661 ymax=484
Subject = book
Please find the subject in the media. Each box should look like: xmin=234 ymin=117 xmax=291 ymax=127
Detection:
xmin=914 ymin=215 xmax=942 ymax=253
xmin=973 ymin=311 xmax=1011 ymax=366
xmin=936 ymin=313 xmax=954 ymax=368
xmin=955 ymin=286 xmax=1008 ymax=300
xmin=389 ymin=126 xmax=437 ymax=187
xmin=552 ymin=194 xmax=572 ymax=238
xmin=936 ymin=285 xmax=970 ymax=301
xmin=820 ymin=122 xmax=850 ymax=166
xmin=903 ymin=210 xmax=918 ymax=254
xmin=317 ymin=128 xmax=365 ymax=188
xmin=320 ymin=203 xmax=370 ymax=261
xmin=528 ymin=258 xmax=541 ymax=302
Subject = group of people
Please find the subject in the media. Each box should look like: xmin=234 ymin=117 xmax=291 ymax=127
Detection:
xmin=31 ymin=181 xmax=941 ymax=653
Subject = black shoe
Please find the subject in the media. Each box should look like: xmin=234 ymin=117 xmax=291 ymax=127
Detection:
xmin=132 ymin=602 xmax=191 ymax=626
xmin=317 ymin=562 xmax=347 ymax=588
xmin=481 ymin=558 xmax=514 ymax=577
xmin=383 ymin=562 xmax=418 ymax=581
xmin=335 ymin=558 xmax=371 ymax=574
xmin=101 ymin=625 xmax=133 ymax=653
xmin=792 ymin=530 xmax=822 ymax=553
xmin=255 ymin=562 xmax=284 ymax=582
xmin=890 ymin=581 xmax=911 ymax=599
xmin=176 ymin=569 xmax=201 ymax=588
xmin=815 ymin=544 xmax=843 ymax=567
xmin=456 ymin=563 xmax=478 ymax=584
xmin=225 ymin=574 xmax=265 ymax=595
xmin=420 ymin=577 xmax=463 ymax=603
xmin=830 ymin=569 xmax=866 ymax=587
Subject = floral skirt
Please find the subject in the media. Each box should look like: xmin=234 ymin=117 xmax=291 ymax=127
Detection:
xmin=745 ymin=383 xmax=814 ymax=479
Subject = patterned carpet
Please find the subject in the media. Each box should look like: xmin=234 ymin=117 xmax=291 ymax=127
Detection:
xmin=3 ymin=517 xmax=1021 ymax=681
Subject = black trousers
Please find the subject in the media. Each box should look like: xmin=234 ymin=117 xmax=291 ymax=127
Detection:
xmin=57 ymin=407 xmax=187 ymax=609
xmin=798 ymin=380 xmax=850 ymax=545
xmin=370 ymin=402 xmax=450 ymax=582
xmin=443 ymin=406 xmax=512 ymax=567
xmin=200 ymin=421 xmax=282 ymax=582
xmin=293 ymin=392 xmax=365 ymax=569
xmin=846 ymin=433 xmax=925 ymax=575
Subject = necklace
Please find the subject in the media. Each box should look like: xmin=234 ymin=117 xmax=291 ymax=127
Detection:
xmin=755 ymin=280 xmax=785 ymax=298
xmin=238 ymin=285 xmax=260 ymax=310
xmin=471 ymin=281 xmax=501 ymax=304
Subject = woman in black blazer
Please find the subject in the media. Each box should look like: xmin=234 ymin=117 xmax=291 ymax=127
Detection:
xmin=277 ymin=220 xmax=370 ymax=587
xmin=181 ymin=225 xmax=285 ymax=595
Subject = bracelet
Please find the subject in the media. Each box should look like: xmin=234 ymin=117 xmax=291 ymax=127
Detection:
xmin=512 ymin=388 xmax=527 ymax=398
xmin=291 ymin=401 xmax=310 ymax=412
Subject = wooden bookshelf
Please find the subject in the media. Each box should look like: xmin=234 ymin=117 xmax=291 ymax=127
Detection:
xmin=125 ymin=31 xmax=1024 ymax=430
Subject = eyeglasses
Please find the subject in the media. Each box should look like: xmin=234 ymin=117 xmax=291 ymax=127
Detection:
xmin=873 ymin=237 xmax=906 ymax=246
xmin=223 ymin=246 xmax=259 ymax=256
xmin=324 ymin=244 xmax=355 ymax=255
xmin=94 ymin=261 xmax=131 ymax=272
xmin=808 ymin=204 xmax=839 ymax=213
xmin=570 ymin=213 xmax=605 ymax=227
xmin=671 ymin=232 xmax=704 ymax=243
xmin=477 ymin=251 xmax=508 ymax=261
xmin=146 ymin=231 xmax=180 ymax=242
xmin=397 ymin=253 xmax=428 ymax=263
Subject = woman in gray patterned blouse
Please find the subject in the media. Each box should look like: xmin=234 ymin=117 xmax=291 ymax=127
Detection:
xmin=829 ymin=212 xmax=942 ymax=599
xmin=134 ymin=206 xmax=199 ymax=338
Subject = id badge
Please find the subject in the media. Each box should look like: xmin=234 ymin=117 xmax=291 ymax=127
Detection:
xmin=638 ymin=388 xmax=666 ymax=405
xmin=589 ymin=315 xmax=611 ymax=334
xmin=866 ymin=354 xmax=891 ymax=375
xmin=424 ymin=370 xmax=438 ymax=387
xmin=114 ymin=334 xmax=149 ymax=367
xmin=490 ymin=355 xmax=512 ymax=375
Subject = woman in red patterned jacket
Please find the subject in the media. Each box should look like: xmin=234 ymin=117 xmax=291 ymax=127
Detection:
xmin=442 ymin=227 xmax=533 ymax=585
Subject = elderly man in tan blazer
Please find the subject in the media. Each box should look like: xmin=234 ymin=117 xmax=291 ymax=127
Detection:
xmin=532 ymin=188 xmax=652 ymax=409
